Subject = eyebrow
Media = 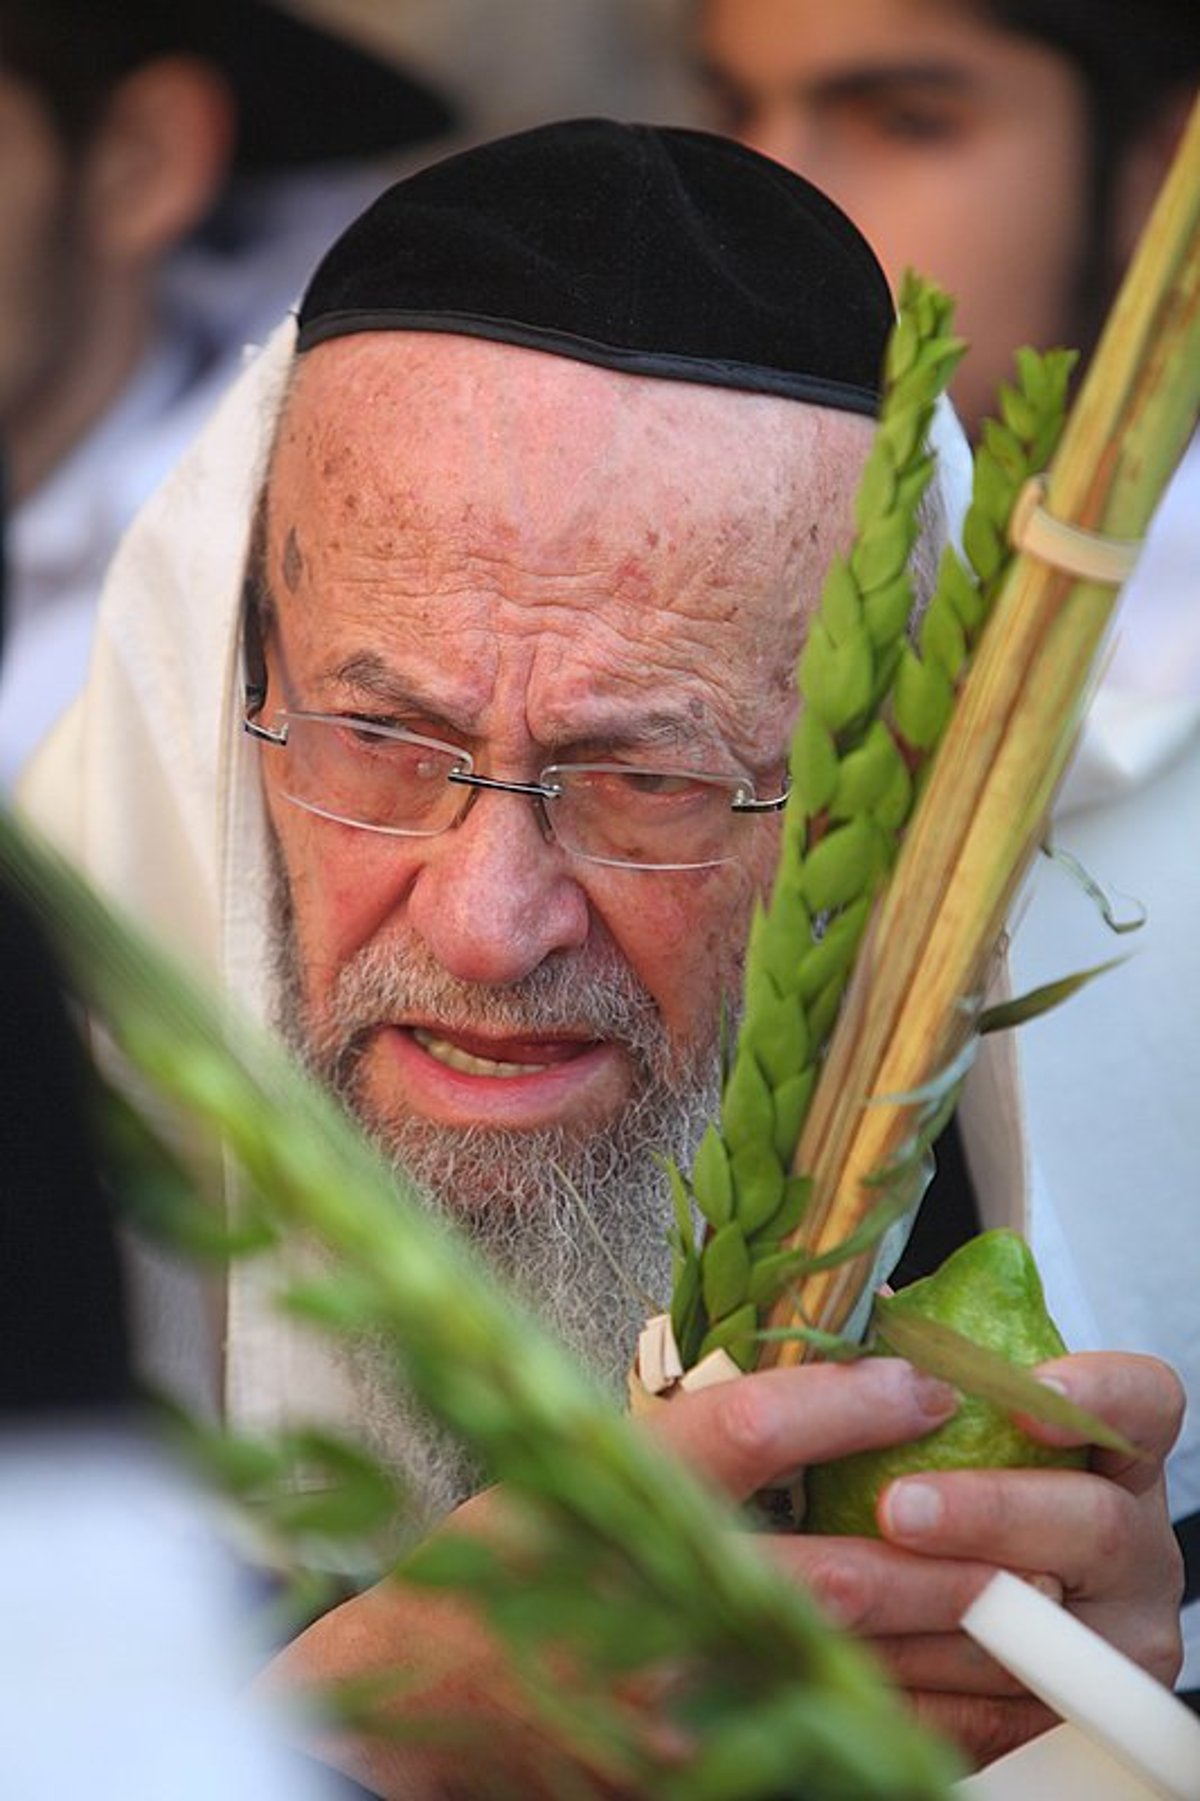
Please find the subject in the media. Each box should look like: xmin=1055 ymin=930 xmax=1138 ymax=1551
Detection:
xmin=326 ymin=653 xmax=445 ymax=714
xmin=323 ymin=652 xmax=715 ymax=759
xmin=698 ymin=55 xmax=979 ymax=109
xmin=809 ymin=62 xmax=979 ymax=105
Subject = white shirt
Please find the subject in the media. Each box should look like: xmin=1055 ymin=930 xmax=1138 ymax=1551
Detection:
xmin=1009 ymin=438 xmax=1200 ymax=1684
xmin=0 ymin=1427 xmax=334 ymax=1798
xmin=2 ymin=329 xmax=217 ymax=788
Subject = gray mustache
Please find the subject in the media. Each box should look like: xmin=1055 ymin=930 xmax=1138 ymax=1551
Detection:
xmin=327 ymin=935 xmax=668 ymax=1053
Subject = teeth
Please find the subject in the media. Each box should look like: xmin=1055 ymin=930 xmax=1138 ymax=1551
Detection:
xmin=412 ymin=1027 xmax=549 ymax=1078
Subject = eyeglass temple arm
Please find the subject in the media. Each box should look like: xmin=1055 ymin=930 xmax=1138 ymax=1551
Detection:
xmin=244 ymin=715 xmax=288 ymax=747
xmin=242 ymin=582 xmax=268 ymax=716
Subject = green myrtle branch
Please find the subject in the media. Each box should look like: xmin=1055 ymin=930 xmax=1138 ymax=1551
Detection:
xmin=893 ymin=344 xmax=1076 ymax=761
xmin=670 ymin=281 xmax=1075 ymax=1372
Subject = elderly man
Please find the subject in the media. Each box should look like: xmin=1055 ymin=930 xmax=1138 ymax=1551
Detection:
xmin=21 ymin=122 xmax=1184 ymax=1795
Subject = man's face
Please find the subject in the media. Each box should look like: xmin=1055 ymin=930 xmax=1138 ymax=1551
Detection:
xmin=0 ymin=73 xmax=88 ymax=486
xmin=697 ymin=0 xmax=1092 ymax=437
xmin=257 ymin=334 xmax=871 ymax=1231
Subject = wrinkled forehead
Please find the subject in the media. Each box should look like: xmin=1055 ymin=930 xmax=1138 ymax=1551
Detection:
xmin=265 ymin=332 xmax=874 ymax=585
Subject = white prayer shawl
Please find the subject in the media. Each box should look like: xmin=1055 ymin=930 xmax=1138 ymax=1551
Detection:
xmin=20 ymin=323 xmax=305 ymax=1430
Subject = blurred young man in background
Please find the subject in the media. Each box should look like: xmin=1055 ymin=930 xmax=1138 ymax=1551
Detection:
xmin=0 ymin=0 xmax=453 ymax=785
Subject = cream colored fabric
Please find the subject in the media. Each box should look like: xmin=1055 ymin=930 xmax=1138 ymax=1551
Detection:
xmin=20 ymin=323 xmax=299 ymax=1424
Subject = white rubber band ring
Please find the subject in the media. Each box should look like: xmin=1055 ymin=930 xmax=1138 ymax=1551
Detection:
xmin=1009 ymin=475 xmax=1141 ymax=586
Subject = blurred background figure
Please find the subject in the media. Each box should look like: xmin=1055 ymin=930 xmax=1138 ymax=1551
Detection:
xmin=315 ymin=0 xmax=697 ymax=139
xmin=0 ymin=0 xmax=457 ymax=787
xmin=693 ymin=0 xmax=1196 ymax=437
xmin=692 ymin=0 xmax=1200 ymax=1696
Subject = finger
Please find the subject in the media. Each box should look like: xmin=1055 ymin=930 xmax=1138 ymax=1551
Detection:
xmin=641 ymin=1359 xmax=958 ymax=1502
xmin=870 ymin=1631 xmax=1026 ymax=1697
xmin=1064 ymin=1596 xmax=1184 ymax=1686
xmin=1018 ymin=1352 xmax=1185 ymax=1490
xmin=877 ymin=1464 xmax=1139 ymax=1594
xmin=762 ymin=1533 xmax=998 ymax=1635
xmin=907 ymin=1689 xmax=1057 ymax=1771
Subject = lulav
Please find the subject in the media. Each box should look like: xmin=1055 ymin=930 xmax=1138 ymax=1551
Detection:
xmin=670 ymin=278 xmax=1074 ymax=1371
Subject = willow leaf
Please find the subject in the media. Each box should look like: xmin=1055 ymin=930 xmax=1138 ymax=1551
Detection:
xmin=268 ymin=1430 xmax=400 ymax=1539
xmin=751 ymin=1325 xmax=865 ymax=1363
xmin=872 ymin=1303 xmax=1138 ymax=1456
xmin=95 ymin=1070 xmax=278 ymax=1260
xmin=977 ymin=959 xmax=1127 ymax=1035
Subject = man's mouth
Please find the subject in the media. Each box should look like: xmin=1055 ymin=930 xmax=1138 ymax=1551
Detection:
xmin=410 ymin=1026 xmax=590 ymax=1079
xmin=359 ymin=1017 xmax=636 ymax=1137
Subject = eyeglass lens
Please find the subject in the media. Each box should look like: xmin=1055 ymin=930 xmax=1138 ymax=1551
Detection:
xmin=273 ymin=715 xmax=754 ymax=869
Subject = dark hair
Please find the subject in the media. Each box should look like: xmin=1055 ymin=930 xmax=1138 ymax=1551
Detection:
xmin=982 ymin=0 xmax=1198 ymax=353
xmin=0 ymin=0 xmax=454 ymax=171
xmin=1 ymin=1 xmax=180 ymax=151
xmin=985 ymin=1 xmax=1198 ymax=151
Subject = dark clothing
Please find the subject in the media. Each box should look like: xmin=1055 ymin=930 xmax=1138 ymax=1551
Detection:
xmin=892 ymin=1116 xmax=980 ymax=1288
xmin=0 ymin=882 xmax=133 ymax=1415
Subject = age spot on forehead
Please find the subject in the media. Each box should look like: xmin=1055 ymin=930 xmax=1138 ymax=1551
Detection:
xmin=282 ymin=526 xmax=304 ymax=593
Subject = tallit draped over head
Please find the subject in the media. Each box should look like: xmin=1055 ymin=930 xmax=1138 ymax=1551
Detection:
xmin=19 ymin=121 xmax=992 ymax=1439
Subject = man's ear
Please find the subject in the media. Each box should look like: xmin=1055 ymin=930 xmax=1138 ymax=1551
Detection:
xmin=1110 ymin=86 xmax=1195 ymax=270
xmin=81 ymin=56 xmax=237 ymax=267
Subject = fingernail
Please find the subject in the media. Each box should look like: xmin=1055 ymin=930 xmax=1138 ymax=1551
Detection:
xmin=884 ymin=1480 xmax=944 ymax=1539
xmin=1026 ymin=1573 xmax=1065 ymax=1605
xmin=912 ymin=1372 xmax=959 ymax=1419
xmin=1038 ymin=1374 xmax=1069 ymax=1396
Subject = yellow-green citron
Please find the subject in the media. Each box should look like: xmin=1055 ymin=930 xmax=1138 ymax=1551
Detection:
xmin=803 ymin=1229 xmax=1087 ymax=1537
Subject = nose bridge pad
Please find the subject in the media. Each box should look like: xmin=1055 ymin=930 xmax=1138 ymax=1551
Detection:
xmin=444 ymin=770 xmax=563 ymax=856
xmin=530 ymin=789 xmax=557 ymax=850
xmin=450 ymin=778 xmax=481 ymax=835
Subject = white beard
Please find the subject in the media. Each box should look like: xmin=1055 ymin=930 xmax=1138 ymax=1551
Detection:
xmin=269 ymin=868 xmax=723 ymax=1533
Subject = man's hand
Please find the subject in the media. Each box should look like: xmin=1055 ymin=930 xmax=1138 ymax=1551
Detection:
xmin=653 ymin=1349 xmax=1185 ymax=1771
xmin=258 ymin=1485 xmax=600 ymax=1801
xmin=869 ymin=1351 xmax=1186 ymax=1762
xmin=260 ymin=1352 xmax=1184 ymax=1793
xmin=261 ymin=1359 xmax=963 ymax=1797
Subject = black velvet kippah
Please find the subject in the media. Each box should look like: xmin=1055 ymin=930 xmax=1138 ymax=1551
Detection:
xmin=297 ymin=118 xmax=893 ymax=416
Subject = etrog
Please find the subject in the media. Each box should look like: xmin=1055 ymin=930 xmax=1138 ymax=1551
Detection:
xmin=803 ymin=1229 xmax=1087 ymax=1537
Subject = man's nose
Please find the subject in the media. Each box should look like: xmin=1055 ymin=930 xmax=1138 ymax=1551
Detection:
xmin=404 ymin=787 xmax=591 ymax=985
